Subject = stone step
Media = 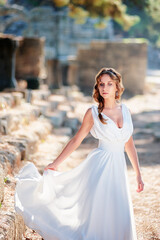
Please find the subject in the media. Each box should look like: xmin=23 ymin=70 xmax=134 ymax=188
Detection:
xmin=48 ymin=94 xmax=67 ymax=111
xmin=0 ymin=93 xmax=14 ymax=109
xmin=0 ymin=87 xmax=86 ymax=239
xmin=53 ymin=127 xmax=72 ymax=136
xmin=44 ymin=100 xmax=80 ymax=130
xmin=0 ymin=120 xmax=53 ymax=240
xmin=0 ymin=104 xmax=41 ymax=135
xmin=44 ymin=110 xmax=66 ymax=128
xmin=27 ymin=118 xmax=52 ymax=140
xmin=0 ymin=136 xmax=29 ymax=161
xmin=33 ymin=99 xmax=51 ymax=115
xmin=64 ymin=110 xmax=81 ymax=133
xmin=0 ymin=92 xmax=24 ymax=109
xmin=10 ymin=118 xmax=52 ymax=154
xmin=0 ymin=117 xmax=52 ymax=176
xmin=57 ymin=103 xmax=75 ymax=113
xmin=0 ymin=143 xmax=21 ymax=175
xmin=53 ymin=85 xmax=85 ymax=102
xmin=63 ymin=116 xmax=80 ymax=134
xmin=0 ymin=90 xmax=80 ymax=136
xmin=32 ymin=88 xmax=51 ymax=101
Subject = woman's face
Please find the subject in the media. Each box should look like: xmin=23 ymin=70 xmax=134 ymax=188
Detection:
xmin=98 ymin=74 xmax=117 ymax=99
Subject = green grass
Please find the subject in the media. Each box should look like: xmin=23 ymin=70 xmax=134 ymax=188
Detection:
xmin=4 ymin=176 xmax=8 ymax=183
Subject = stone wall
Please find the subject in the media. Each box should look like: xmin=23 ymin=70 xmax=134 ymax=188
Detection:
xmin=77 ymin=40 xmax=148 ymax=95
xmin=0 ymin=5 xmax=114 ymax=60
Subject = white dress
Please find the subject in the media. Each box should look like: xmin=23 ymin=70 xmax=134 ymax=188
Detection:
xmin=14 ymin=103 xmax=137 ymax=240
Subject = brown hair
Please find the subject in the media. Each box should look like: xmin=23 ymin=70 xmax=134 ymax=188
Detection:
xmin=92 ymin=67 xmax=125 ymax=124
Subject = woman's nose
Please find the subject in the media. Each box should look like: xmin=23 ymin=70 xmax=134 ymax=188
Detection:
xmin=103 ymin=85 xmax=108 ymax=90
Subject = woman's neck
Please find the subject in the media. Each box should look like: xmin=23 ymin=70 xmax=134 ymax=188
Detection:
xmin=103 ymin=99 xmax=118 ymax=109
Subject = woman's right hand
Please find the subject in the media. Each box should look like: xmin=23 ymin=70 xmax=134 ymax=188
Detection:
xmin=44 ymin=161 xmax=58 ymax=171
xmin=136 ymin=174 xmax=144 ymax=193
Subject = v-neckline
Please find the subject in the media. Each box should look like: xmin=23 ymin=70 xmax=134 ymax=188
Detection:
xmin=100 ymin=103 xmax=124 ymax=130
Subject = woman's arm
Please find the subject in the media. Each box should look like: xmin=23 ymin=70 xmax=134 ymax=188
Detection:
xmin=125 ymin=136 xmax=141 ymax=176
xmin=125 ymin=136 xmax=144 ymax=192
xmin=44 ymin=107 xmax=94 ymax=171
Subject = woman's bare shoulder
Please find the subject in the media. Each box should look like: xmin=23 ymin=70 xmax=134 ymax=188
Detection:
xmin=83 ymin=106 xmax=94 ymax=123
xmin=85 ymin=107 xmax=92 ymax=117
xmin=122 ymin=103 xmax=131 ymax=113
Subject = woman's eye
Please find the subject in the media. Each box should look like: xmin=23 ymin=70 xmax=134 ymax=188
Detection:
xmin=108 ymin=83 xmax=112 ymax=86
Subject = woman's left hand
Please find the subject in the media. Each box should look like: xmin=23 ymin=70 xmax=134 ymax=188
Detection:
xmin=44 ymin=162 xmax=58 ymax=171
xmin=136 ymin=175 xmax=144 ymax=193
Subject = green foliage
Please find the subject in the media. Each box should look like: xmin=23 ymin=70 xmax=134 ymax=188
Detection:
xmin=145 ymin=0 xmax=160 ymax=23
xmin=68 ymin=4 xmax=89 ymax=24
xmin=94 ymin=18 xmax=109 ymax=29
xmin=53 ymin=0 xmax=69 ymax=7
xmin=0 ymin=0 xmax=6 ymax=5
xmin=115 ymin=0 xmax=160 ymax=46
xmin=115 ymin=14 xmax=140 ymax=31
xmin=53 ymin=0 xmax=139 ymax=30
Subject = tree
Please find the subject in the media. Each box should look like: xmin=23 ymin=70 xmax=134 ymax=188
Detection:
xmin=52 ymin=0 xmax=139 ymax=30
xmin=120 ymin=0 xmax=160 ymax=47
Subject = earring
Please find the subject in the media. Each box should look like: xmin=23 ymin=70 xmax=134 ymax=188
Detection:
xmin=115 ymin=91 xmax=118 ymax=98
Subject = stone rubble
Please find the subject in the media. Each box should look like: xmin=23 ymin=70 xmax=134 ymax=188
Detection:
xmin=0 ymin=85 xmax=82 ymax=240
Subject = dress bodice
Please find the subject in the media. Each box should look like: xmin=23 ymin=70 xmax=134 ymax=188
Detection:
xmin=90 ymin=103 xmax=134 ymax=145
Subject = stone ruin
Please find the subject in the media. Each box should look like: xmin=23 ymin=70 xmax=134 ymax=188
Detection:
xmin=0 ymin=4 xmax=114 ymax=90
xmin=0 ymin=4 xmax=148 ymax=95
xmin=0 ymin=33 xmax=46 ymax=91
xmin=0 ymin=32 xmax=148 ymax=95
xmin=0 ymin=5 xmax=114 ymax=59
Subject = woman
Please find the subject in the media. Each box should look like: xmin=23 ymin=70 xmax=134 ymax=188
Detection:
xmin=14 ymin=67 xmax=144 ymax=240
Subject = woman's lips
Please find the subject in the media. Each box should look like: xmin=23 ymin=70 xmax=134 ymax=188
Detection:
xmin=103 ymin=93 xmax=108 ymax=94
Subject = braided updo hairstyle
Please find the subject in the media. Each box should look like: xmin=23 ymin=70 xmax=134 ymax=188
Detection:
xmin=92 ymin=67 xmax=125 ymax=125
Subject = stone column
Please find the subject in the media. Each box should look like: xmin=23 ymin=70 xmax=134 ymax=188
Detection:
xmin=46 ymin=57 xmax=78 ymax=88
xmin=61 ymin=63 xmax=69 ymax=86
xmin=46 ymin=59 xmax=62 ymax=89
xmin=15 ymin=37 xmax=46 ymax=89
xmin=67 ymin=56 xmax=78 ymax=86
xmin=0 ymin=35 xmax=18 ymax=91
